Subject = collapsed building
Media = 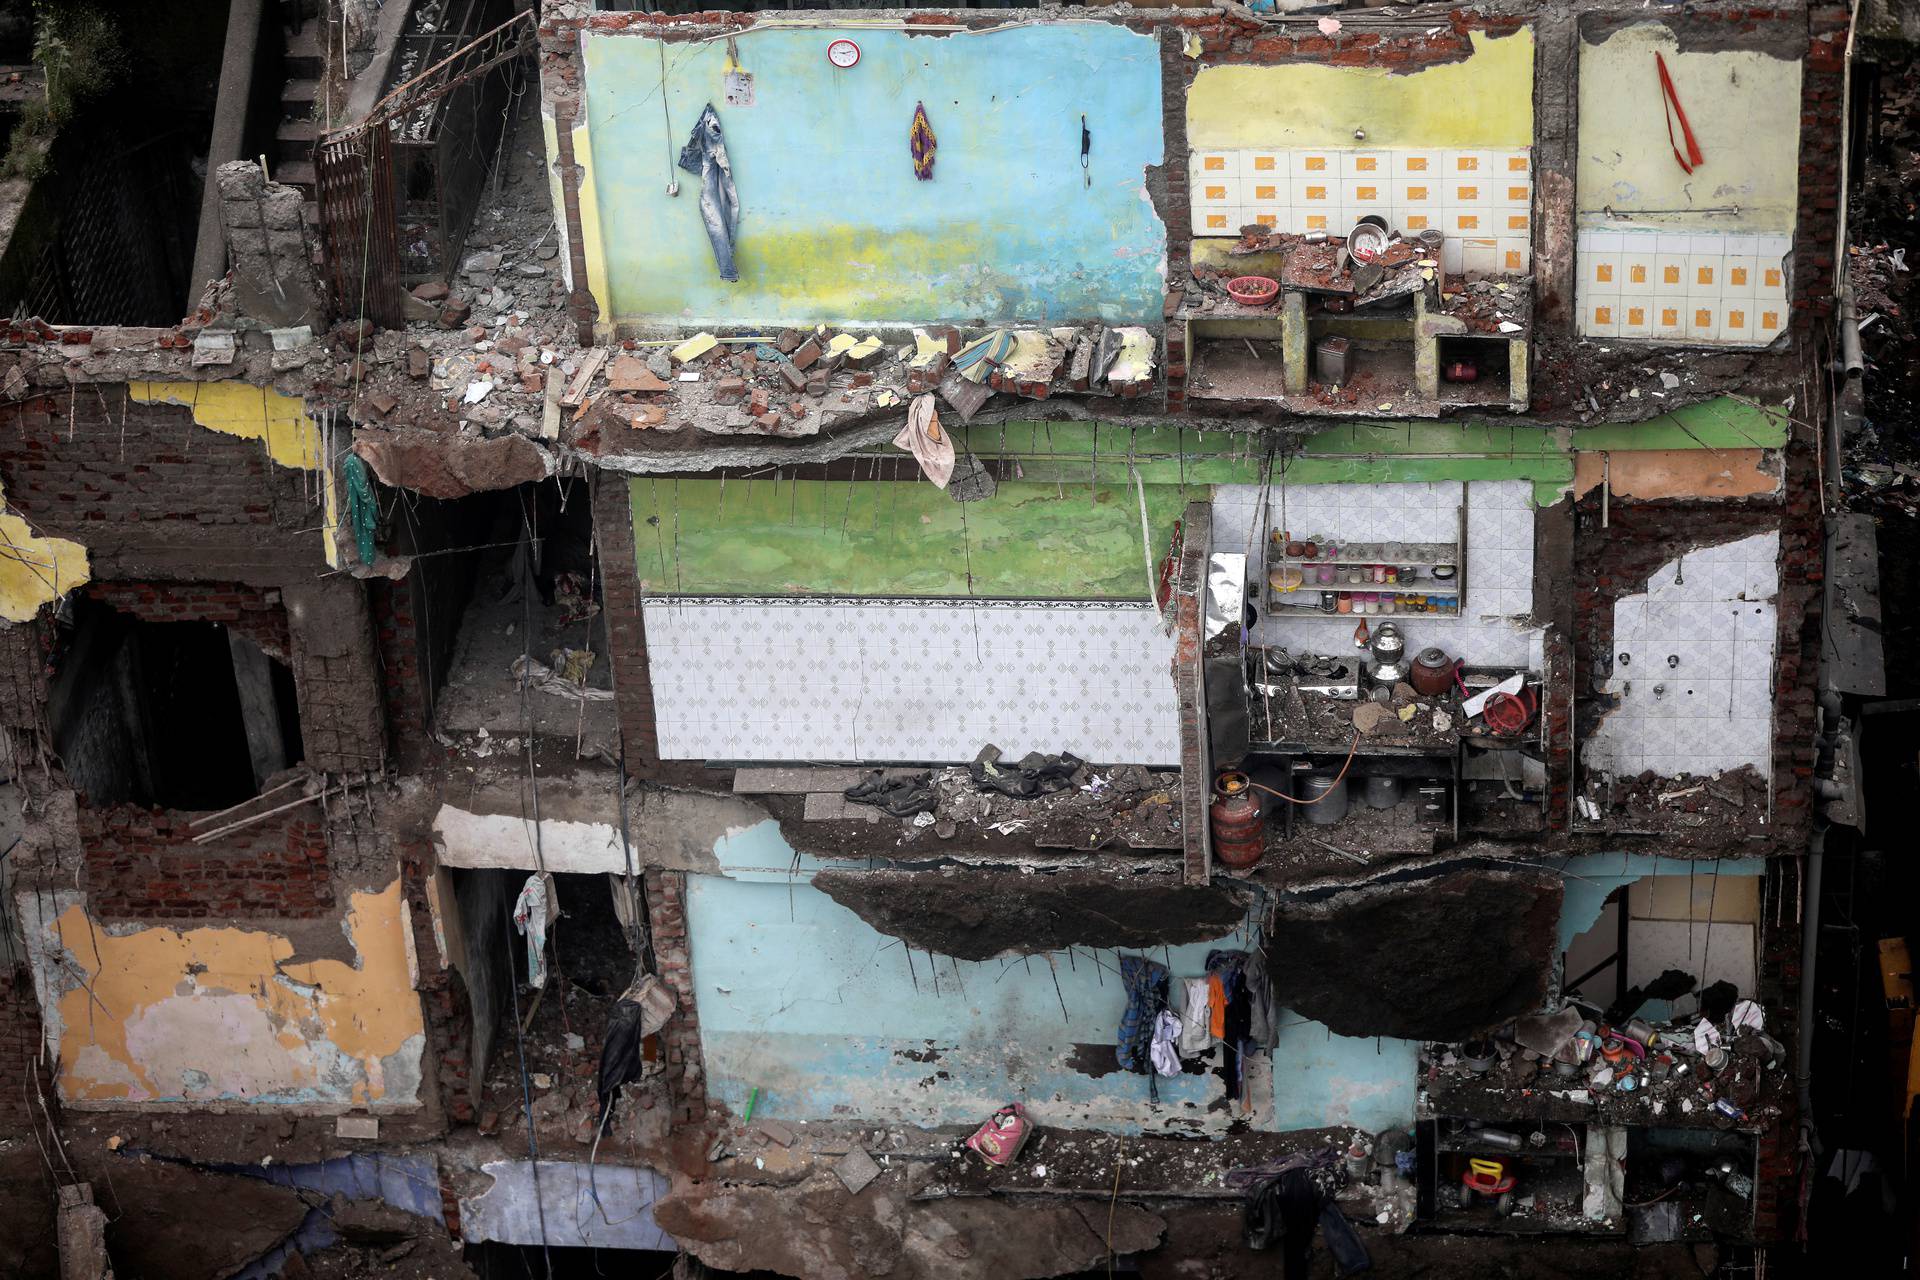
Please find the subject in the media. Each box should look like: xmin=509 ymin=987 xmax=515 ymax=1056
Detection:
xmin=0 ymin=0 xmax=1893 ymax=1275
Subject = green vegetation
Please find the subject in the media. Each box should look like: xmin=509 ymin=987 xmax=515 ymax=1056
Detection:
xmin=3 ymin=3 xmax=126 ymax=180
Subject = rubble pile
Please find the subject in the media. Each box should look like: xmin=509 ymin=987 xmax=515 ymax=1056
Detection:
xmin=1423 ymin=996 xmax=1788 ymax=1129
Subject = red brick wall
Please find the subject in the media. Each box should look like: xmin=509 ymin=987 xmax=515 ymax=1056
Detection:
xmin=1794 ymin=3 xmax=1851 ymax=332
xmin=83 ymin=581 xmax=291 ymax=661
xmin=0 ymin=967 xmax=45 ymax=1136
xmin=0 ymin=390 xmax=325 ymax=581
xmin=79 ymin=807 xmax=334 ymax=919
xmin=644 ymin=869 xmax=707 ymax=1126
xmin=369 ymin=578 xmax=433 ymax=770
xmin=399 ymin=838 xmax=469 ymax=1126
xmin=591 ymin=472 xmax=661 ymax=775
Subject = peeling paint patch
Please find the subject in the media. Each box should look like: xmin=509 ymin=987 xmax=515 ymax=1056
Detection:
xmin=128 ymin=381 xmax=323 ymax=470
xmin=24 ymin=880 xmax=425 ymax=1110
xmin=0 ymin=478 xmax=88 ymax=620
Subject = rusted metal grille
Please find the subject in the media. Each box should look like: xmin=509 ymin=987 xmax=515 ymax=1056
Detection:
xmin=316 ymin=127 xmax=404 ymax=330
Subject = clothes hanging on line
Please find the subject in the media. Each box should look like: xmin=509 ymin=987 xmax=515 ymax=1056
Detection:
xmin=1179 ymin=977 xmax=1213 ymax=1056
xmin=512 ymin=872 xmax=559 ymax=988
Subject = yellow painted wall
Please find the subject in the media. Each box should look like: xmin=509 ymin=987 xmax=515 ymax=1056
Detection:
xmin=1187 ymin=30 xmax=1535 ymax=150
xmin=1576 ymin=24 xmax=1801 ymax=231
xmin=34 ymin=881 xmax=426 ymax=1111
xmin=0 ymin=479 xmax=88 ymax=622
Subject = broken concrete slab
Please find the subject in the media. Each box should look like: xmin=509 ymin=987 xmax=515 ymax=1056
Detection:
xmin=1263 ymin=866 xmax=1563 ymax=1041
xmin=813 ymin=865 xmax=1248 ymax=961
xmin=354 ymin=431 xmax=550 ymax=499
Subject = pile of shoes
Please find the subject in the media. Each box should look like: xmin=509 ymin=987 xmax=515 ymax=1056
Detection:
xmin=968 ymin=745 xmax=1085 ymax=798
xmin=842 ymin=771 xmax=937 ymax=817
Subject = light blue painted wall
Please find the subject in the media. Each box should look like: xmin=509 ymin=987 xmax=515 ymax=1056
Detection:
xmin=580 ymin=25 xmax=1168 ymax=327
xmin=683 ymin=821 xmax=1417 ymax=1137
xmin=1555 ymin=854 xmax=1768 ymax=1020
xmin=1555 ymin=854 xmax=1769 ymax=953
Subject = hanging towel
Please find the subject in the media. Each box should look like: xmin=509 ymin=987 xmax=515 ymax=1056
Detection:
xmin=678 ymin=104 xmax=741 ymax=281
xmin=1150 ymin=1010 xmax=1183 ymax=1077
xmin=512 ymin=872 xmax=559 ymax=988
xmin=1208 ymin=972 xmax=1228 ymax=1040
xmin=1179 ymin=977 xmax=1212 ymax=1055
xmin=894 ymin=394 xmax=955 ymax=488
xmin=910 ymin=101 xmax=937 ymax=180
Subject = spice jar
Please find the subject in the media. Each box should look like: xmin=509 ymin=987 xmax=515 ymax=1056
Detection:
xmin=1336 ymin=594 xmax=1352 ymax=614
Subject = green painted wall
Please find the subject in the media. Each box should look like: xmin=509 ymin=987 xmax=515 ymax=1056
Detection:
xmin=628 ymin=477 xmax=1183 ymax=600
xmin=625 ymin=397 xmax=1787 ymax=597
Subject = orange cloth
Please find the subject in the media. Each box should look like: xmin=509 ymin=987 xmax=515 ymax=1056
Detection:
xmin=1208 ymin=973 xmax=1227 ymax=1040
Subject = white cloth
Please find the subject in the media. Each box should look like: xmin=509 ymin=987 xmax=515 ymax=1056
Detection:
xmin=1178 ymin=978 xmax=1212 ymax=1056
xmin=1150 ymin=1011 xmax=1183 ymax=1077
xmin=893 ymin=394 xmax=955 ymax=488
xmin=512 ymin=873 xmax=559 ymax=988
xmin=1692 ymin=1018 xmax=1723 ymax=1055
xmin=1730 ymin=999 xmax=1765 ymax=1032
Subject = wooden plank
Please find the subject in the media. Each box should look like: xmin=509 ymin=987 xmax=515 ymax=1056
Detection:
xmin=561 ymin=348 xmax=609 ymax=408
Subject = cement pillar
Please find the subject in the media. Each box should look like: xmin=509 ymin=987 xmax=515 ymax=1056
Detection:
xmin=188 ymin=0 xmax=266 ymax=308
xmin=1281 ymin=290 xmax=1308 ymax=392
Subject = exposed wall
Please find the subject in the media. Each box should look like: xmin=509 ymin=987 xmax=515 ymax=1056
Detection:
xmin=1582 ymin=529 xmax=1780 ymax=780
xmin=0 ymin=386 xmax=329 ymax=583
xmin=80 ymin=809 xmax=334 ymax=919
xmin=1573 ymin=19 xmax=1804 ymax=345
xmin=1185 ymin=29 xmax=1535 ymax=272
xmin=627 ymin=478 xmax=1183 ymax=600
xmin=1214 ymin=477 xmax=1543 ymax=668
xmin=683 ymin=825 xmax=1416 ymax=1137
xmin=1575 ymin=24 xmax=1803 ymax=233
xmin=21 ymin=880 xmax=426 ymax=1111
xmin=571 ymin=24 xmax=1168 ymax=328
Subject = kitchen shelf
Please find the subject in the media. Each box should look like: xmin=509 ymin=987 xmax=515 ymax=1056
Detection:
xmin=1265 ymin=603 xmax=1462 ymax=618
xmin=1266 ymin=540 xmax=1458 ymax=567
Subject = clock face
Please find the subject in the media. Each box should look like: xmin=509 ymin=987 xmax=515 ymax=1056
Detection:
xmin=827 ymin=38 xmax=860 ymax=69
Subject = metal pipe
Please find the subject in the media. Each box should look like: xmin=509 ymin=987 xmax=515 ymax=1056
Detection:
xmin=1838 ymin=287 xmax=1866 ymax=379
xmin=188 ymin=0 xmax=267 ymax=308
xmin=1796 ymin=828 xmax=1824 ymax=1142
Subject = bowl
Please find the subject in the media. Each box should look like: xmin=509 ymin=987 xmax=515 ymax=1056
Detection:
xmin=1227 ymin=275 xmax=1280 ymax=306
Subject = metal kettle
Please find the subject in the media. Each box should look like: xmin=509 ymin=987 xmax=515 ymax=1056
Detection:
xmin=1368 ymin=622 xmax=1408 ymax=685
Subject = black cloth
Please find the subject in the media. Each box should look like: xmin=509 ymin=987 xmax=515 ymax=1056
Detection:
xmin=596 ymin=997 xmax=646 ymax=1133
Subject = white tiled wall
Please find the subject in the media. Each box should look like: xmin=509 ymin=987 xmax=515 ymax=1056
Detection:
xmin=1576 ymin=228 xmax=1791 ymax=347
xmin=642 ymin=599 xmax=1180 ymax=766
xmin=1190 ymin=146 xmax=1534 ymax=275
xmin=1583 ymin=531 xmax=1780 ymax=780
xmin=1212 ymin=479 xmax=1543 ymax=668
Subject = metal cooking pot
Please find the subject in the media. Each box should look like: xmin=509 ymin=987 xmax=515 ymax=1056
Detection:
xmin=1368 ymin=622 xmax=1408 ymax=684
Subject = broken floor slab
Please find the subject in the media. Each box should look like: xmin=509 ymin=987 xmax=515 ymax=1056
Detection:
xmin=654 ymin=1171 xmax=1164 ymax=1280
xmin=459 ymin=1160 xmax=675 ymax=1252
xmin=1263 ymin=866 xmax=1563 ymax=1042
xmin=812 ymin=864 xmax=1249 ymax=961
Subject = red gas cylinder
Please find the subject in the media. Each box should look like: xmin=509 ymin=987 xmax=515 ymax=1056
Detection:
xmin=1210 ymin=771 xmax=1265 ymax=869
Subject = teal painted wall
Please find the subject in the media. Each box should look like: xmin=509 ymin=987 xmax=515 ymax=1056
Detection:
xmin=683 ymin=823 xmax=1418 ymax=1137
xmin=580 ymin=25 xmax=1168 ymax=327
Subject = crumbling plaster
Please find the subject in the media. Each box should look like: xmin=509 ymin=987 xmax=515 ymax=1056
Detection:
xmin=20 ymin=880 xmax=426 ymax=1112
